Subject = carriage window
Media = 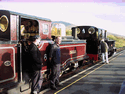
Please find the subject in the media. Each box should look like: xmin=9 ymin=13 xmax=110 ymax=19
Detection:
xmin=98 ymin=29 xmax=102 ymax=40
xmin=43 ymin=24 xmax=49 ymax=35
xmin=82 ymin=28 xmax=85 ymax=34
xmin=21 ymin=18 xmax=39 ymax=40
xmin=96 ymin=31 xmax=98 ymax=38
xmin=105 ymin=30 xmax=107 ymax=39
xmin=88 ymin=27 xmax=95 ymax=34
xmin=51 ymin=24 xmax=61 ymax=36
xmin=102 ymin=30 xmax=105 ymax=39
xmin=76 ymin=28 xmax=80 ymax=34
xmin=98 ymin=29 xmax=101 ymax=35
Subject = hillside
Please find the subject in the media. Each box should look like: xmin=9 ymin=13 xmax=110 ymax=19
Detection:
xmin=52 ymin=21 xmax=75 ymax=27
xmin=107 ymin=35 xmax=125 ymax=48
xmin=107 ymin=32 xmax=125 ymax=39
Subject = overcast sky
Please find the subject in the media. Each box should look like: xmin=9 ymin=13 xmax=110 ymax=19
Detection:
xmin=0 ymin=0 xmax=125 ymax=36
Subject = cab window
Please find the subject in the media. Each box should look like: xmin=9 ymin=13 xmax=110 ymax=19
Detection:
xmin=43 ymin=24 xmax=49 ymax=35
xmin=20 ymin=18 xmax=39 ymax=40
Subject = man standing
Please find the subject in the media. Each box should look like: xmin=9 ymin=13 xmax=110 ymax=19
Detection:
xmin=49 ymin=36 xmax=62 ymax=90
xmin=28 ymin=35 xmax=43 ymax=94
xmin=100 ymin=39 xmax=109 ymax=64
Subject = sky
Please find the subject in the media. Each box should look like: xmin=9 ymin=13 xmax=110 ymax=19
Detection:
xmin=0 ymin=0 xmax=125 ymax=36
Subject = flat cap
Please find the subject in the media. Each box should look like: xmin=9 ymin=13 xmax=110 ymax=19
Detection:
xmin=29 ymin=35 xmax=40 ymax=41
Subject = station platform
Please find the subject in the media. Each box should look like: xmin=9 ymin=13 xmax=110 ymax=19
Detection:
xmin=42 ymin=51 xmax=125 ymax=94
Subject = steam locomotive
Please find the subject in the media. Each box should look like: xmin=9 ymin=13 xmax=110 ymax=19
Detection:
xmin=72 ymin=26 xmax=116 ymax=61
xmin=0 ymin=10 xmax=116 ymax=94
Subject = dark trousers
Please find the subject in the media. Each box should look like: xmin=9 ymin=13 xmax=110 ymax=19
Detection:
xmin=31 ymin=70 xmax=43 ymax=93
xmin=50 ymin=64 xmax=61 ymax=86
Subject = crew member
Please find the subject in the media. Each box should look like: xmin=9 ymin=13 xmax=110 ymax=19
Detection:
xmin=100 ymin=39 xmax=109 ymax=64
xmin=28 ymin=35 xmax=43 ymax=94
xmin=49 ymin=36 xmax=63 ymax=90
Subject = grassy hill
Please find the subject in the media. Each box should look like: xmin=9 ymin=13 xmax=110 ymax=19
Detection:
xmin=107 ymin=35 xmax=125 ymax=48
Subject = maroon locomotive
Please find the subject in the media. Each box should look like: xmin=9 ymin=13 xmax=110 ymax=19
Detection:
xmin=0 ymin=10 xmax=88 ymax=94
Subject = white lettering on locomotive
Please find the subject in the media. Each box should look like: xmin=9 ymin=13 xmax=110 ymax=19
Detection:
xmin=70 ymin=50 xmax=76 ymax=54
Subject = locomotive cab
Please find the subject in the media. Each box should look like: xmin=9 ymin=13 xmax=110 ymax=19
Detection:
xmin=18 ymin=12 xmax=52 ymax=83
xmin=0 ymin=10 xmax=19 ymax=89
xmin=0 ymin=10 xmax=52 ymax=93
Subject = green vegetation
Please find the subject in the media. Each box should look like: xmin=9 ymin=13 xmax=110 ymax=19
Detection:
xmin=107 ymin=35 xmax=125 ymax=48
xmin=66 ymin=29 xmax=72 ymax=36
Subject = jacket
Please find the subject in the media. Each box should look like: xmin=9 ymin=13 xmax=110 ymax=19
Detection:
xmin=28 ymin=43 xmax=42 ymax=71
xmin=101 ymin=41 xmax=108 ymax=53
xmin=49 ymin=43 xmax=61 ymax=64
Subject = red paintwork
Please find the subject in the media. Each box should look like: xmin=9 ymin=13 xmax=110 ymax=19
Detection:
xmin=0 ymin=44 xmax=18 ymax=84
xmin=87 ymin=54 xmax=98 ymax=61
xmin=38 ymin=20 xmax=51 ymax=40
xmin=38 ymin=41 xmax=86 ymax=72
xmin=60 ymin=43 xmax=86 ymax=66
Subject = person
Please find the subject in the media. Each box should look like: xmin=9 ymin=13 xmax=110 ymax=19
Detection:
xmin=100 ymin=39 xmax=109 ymax=64
xmin=28 ymin=35 xmax=43 ymax=94
xmin=49 ymin=36 xmax=63 ymax=90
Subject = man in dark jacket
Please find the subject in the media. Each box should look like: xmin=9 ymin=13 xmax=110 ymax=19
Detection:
xmin=49 ymin=36 xmax=62 ymax=90
xmin=28 ymin=35 xmax=43 ymax=94
xmin=100 ymin=39 xmax=109 ymax=64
